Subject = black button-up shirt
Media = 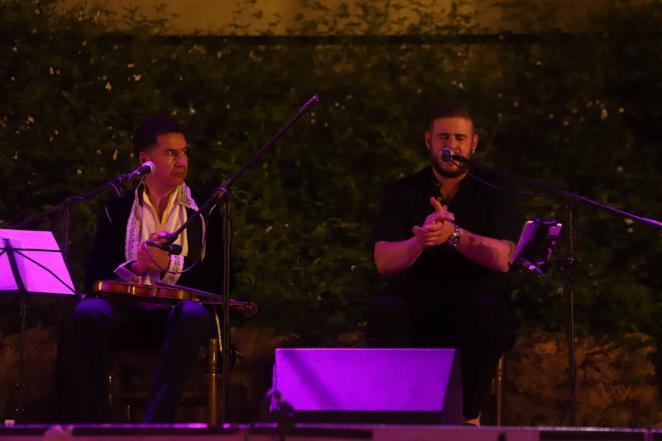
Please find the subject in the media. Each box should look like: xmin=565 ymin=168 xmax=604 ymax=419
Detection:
xmin=374 ymin=166 xmax=522 ymax=298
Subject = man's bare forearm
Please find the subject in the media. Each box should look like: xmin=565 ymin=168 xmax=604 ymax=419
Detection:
xmin=374 ymin=228 xmax=514 ymax=276
xmin=456 ymin=227 xmax=514 ymax=273
xmin=373 ymin=238 xmax=423 ymax=275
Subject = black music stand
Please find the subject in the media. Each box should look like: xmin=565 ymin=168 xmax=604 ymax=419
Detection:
xmin=0 ymin=229 xmax=76 ymax=421
xmin=510 ymin=218 xmax=563 ymax=276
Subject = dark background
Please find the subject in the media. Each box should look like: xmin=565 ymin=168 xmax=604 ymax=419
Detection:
xmin=1 ymin=0 xmax=661 ymax=425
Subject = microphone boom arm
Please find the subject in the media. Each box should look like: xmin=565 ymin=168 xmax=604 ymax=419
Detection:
xmin=157 ymin=95 xmax=320 ymax=253
xmin=10 ymin=163 xmax=154 ymax=230
xmin=440 ymin=149 xmax=661 ymax=228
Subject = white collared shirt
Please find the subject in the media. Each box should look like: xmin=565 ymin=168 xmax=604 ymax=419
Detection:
xmin=114 ymin=182 xmax=200 ymax=285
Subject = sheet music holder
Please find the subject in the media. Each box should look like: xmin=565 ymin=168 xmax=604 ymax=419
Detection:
xmin=0 ymin=229 xmax=76 ymax=296
xmin=509 ymin=219 xmax=563 ymax=276
xmin=0 ymin=229 xmax=76 ymax=420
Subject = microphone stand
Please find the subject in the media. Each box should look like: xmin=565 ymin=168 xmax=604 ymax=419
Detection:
xmin=11 ymin=166 xmax=148 ymax=241
xmin=446 ymin=151 xmax=661 ymax=229
xmin=157 ymin=95 xmax=319 ymax=424
xmin=564 ymin=202 xmax=577 ymax=424
xmin=447 ymin=152 xmax=661 ymax=425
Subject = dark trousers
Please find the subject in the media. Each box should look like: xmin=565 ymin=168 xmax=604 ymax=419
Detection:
xmin=69 ymin=297 xmax=211 ymax=423
xmin=366 ymin=287 xmax=514 ymax=420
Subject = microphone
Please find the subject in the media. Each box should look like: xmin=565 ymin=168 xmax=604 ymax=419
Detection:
xmin=146 ymin=239 xmax=182 ymax=255
xmin=440 ymin=148 xmax=468 ymax=163
xmin=130 ymin=161 xmax=156 ymax=178
xmin=146 ymin=231 xmax=182 ymax=255
xmin=116 ymin=161 xmax=156 ymax=184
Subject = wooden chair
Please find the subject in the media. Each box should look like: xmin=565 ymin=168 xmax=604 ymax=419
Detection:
xmin=108 ymin=337 xmax=221 ymax=423
xmin=493 ymin=354 xmax=506 ymax=425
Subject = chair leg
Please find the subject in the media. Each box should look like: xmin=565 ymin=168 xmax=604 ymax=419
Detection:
xmin=107 ymin=374 xmax=114 ymax=420
xmin=207 ymin=338 xmax=220 ymax=426
xmin=495 ymin=355 xmax=505 ymax=426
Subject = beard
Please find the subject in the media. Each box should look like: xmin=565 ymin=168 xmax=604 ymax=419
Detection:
xmin=429 ymin=149 xmax=470 ymax=178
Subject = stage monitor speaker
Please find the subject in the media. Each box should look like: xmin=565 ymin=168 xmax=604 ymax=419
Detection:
xmin=271 ymin=348 xmax=463 ymax=424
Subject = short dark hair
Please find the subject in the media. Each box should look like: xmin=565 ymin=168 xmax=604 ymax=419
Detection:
xmin=427 ymin=100 xmax=475 ymax=132
xmin=133 ymin=116 xmax=184 ymax=155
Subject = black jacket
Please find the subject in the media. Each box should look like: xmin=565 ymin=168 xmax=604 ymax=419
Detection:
xmin=84 ymin=186 xmax=223 ymax=295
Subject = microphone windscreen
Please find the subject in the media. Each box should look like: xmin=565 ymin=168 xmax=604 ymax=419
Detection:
xmin=141 ymin=161 xmax=156 ymax=176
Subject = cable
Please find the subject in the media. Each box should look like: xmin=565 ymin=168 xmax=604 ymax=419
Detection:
xmin=468 ymin=171 xmax=546 ymax=198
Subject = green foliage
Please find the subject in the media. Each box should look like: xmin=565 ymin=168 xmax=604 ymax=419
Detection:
xmin=1 ymin=0 xmax=661 ymax=346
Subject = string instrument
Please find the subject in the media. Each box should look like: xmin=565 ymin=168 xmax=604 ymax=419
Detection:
xmin=93 ymin=280 xmax=257 ymax=317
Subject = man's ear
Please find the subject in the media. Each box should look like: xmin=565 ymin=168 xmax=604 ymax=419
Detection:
xmin=138 ymin=151 xmax=147 ymax=164
xmin=471 ymin=133 xmax=479 ymax=154
xmin=424 ymin=131 xmax=432 ymax=150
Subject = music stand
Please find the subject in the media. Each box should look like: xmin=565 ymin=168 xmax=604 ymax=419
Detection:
xmin=0 ymin=228 xmax=76 ymax=420
xmin=510 ymin=218 xmax=563 ymax=276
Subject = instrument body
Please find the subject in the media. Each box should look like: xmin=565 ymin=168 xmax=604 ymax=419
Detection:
xmin=93 ymin=280 xmax=257 ymax=317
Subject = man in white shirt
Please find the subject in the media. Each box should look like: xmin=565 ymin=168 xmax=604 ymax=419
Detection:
xmin=70 ymin=117 xmax=222 ymax=422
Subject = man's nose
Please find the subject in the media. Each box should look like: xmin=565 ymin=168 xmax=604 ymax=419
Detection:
xmin=175 ymin=154 xmax=187 ymax=166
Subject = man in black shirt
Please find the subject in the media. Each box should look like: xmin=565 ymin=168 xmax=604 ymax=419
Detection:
xmin=369 ymin=101 xmax=521 ymax=425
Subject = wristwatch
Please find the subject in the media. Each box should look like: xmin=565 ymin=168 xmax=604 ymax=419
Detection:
xmin=447 ymin=224 xmax=461 ymax=248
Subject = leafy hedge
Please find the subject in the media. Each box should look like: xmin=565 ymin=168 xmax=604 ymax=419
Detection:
xmin=1 ymin=0 xmax=661 ymax=348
